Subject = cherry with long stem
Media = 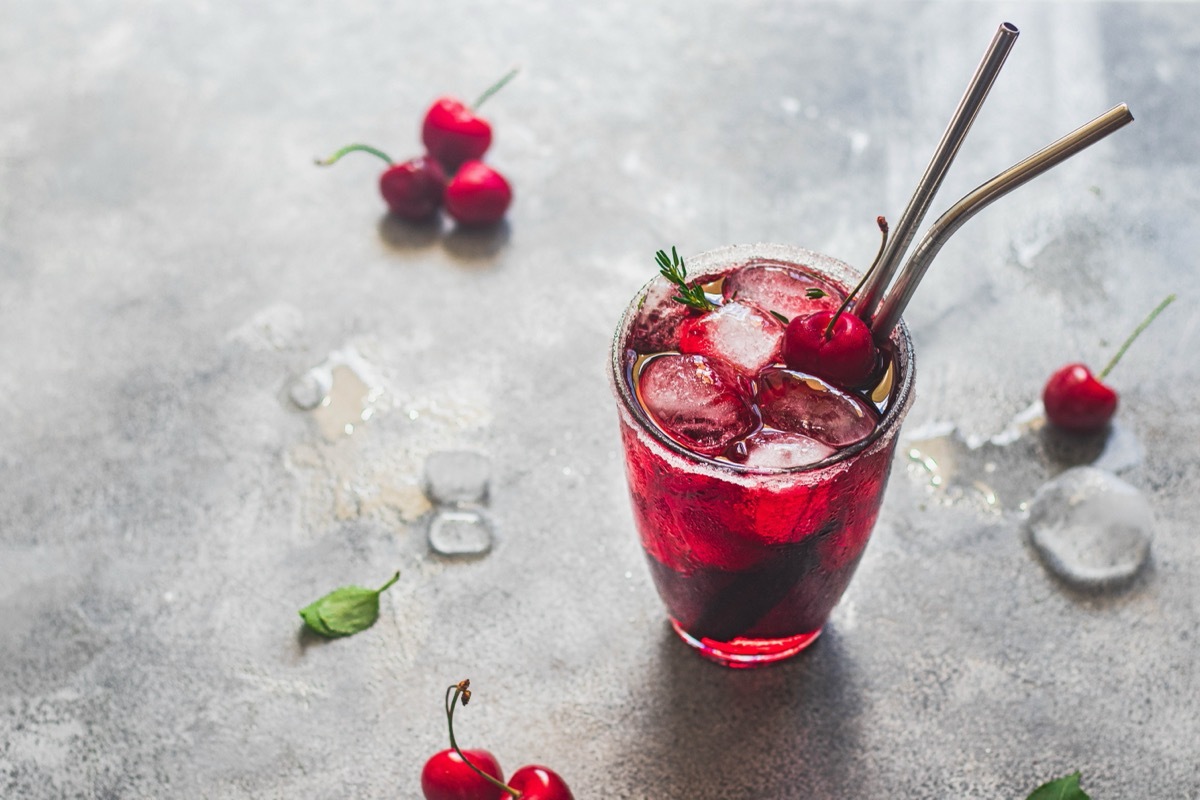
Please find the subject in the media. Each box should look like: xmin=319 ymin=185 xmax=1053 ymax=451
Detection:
xmin=824 ymin=216 xmax=889 ymax=339
xmin=445 ymin=680 xmax=521 ymax=799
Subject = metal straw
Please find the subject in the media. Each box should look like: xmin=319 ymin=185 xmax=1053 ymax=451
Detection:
xmin=870 ymin=103 xmax=1135 ymax=340
xmin=855 ymin=22 xmax=1019 ymax=325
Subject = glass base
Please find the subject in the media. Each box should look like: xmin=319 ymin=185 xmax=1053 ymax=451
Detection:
xmin=670 ymin=618 xmax=823 ymax=668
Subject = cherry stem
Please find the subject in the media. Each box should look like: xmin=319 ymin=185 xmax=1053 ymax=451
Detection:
xmin=444 ymin=682 xmax=522 ymax=799
xmin=1097 ymin=293 xmax=1176 ymax=380
xmin=473 ymin=67 xmax=520 ymax=110
xmin=314 ymin=143 xmax=394 ymax=167
xmin=825 ymin=216 xmax=889 ymax=340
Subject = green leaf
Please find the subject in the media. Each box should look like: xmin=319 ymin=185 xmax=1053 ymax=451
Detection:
xmin=1026 ymin=771 xmax=1090 ymax=800
xmin=298 ymin=604 xmax=339 ymax=637
xmin=805 ymin=287 xmax=828 ymax=299
xmin=299 ymin=571 xmax=400 ymax=638
xmin=768 ymin=309 xmax=790 ymax=325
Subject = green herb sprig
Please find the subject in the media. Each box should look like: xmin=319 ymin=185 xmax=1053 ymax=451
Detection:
xmin=299 ymin=571 xmax=400 ymax=638
xmin=656 ymin=247 xmax=717 ymax=312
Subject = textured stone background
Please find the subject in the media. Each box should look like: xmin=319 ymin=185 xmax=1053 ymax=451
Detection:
xmin=2 ymin=1 xmax=1198 ymax=797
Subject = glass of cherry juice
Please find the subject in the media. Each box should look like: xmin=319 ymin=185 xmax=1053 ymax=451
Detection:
xmin=610 ymin=243 xmax=915 ymax=667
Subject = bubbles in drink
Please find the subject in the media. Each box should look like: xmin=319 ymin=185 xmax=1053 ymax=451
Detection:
xmin=678 ymin=301 xmax=784 ymax=374
xmin=428 ymin=508 xmax=494 ymax=556
xmin=721 ymin=261 xmax=843 ymax=319
xmin=757 ymin=368 xmax=878 ymax=448
xmin=636 ymin=353 xmax=757 ymax=456
xmin=1025 ymin=466 xmax=1152 ymax=591
xmin=423 ymin=450 xmax=491 ymax=506
xmin=728 ymin=429 xmax=835 ymax=469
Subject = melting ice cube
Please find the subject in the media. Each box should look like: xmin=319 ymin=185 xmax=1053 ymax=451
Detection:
xmin=1025 ymin=466 xmax=1152 ymax=592
xmin=729 ymin=429 xmax=835 ymax=469
xmin=757 ymin=368 xmax=877 ymax=448
xmin=678 ymin=301 xmax=784 ymax=375
xmin=627 ymin=280 xmax=691 ymax=354
xmin=424 ymin=451 xmax=491 ymax=506
xmin=637 ymin=353 xmax=757 ymax=456
xmin=722 ymin=261 xmax=843 ymax=320
xmin=428 ymin=508 xmax=494 ymax=556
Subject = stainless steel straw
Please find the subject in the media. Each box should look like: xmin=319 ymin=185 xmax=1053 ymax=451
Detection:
xmin=855 ymin=22 xmax=1019 ymax=325
xmin=870 ymin=103 xmax=1135 ymax=341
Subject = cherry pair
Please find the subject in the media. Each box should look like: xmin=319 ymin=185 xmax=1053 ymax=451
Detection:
xmin=421 ymin=681 xmax=574 ymax=800
xmin=318 ymin=70 xmax=517 ymax=226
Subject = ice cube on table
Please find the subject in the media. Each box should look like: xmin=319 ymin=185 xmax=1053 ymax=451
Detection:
xmin=722 ymin=261 xmax=844 ymax=320
xmin=637 ymin=353 xmax=757 ymax=456
xmin=1025 ymin=466 xmax=1152 ymax=592
xmin=730 ymin=429 xmax=836 ymax=469
xmin=428 ymin=508 xmax=494 ymax=556
xmin=678 ymin=301 xmax=784 ymax=375
xmin=757 ymin=368 xmax=877 ymax=448
xmin=424 ymin=450 xmax=491 ymax=506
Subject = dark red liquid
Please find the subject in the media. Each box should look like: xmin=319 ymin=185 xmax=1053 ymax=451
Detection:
xmin=613 ymin=253 xmax=911 ymax=666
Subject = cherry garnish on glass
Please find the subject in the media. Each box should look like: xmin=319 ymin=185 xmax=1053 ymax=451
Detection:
xmin=781 ymin=217 xmax=888 ymax=388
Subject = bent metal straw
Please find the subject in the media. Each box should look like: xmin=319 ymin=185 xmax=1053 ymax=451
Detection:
xmin=870 ymin=103 xmax=1135 ymax=341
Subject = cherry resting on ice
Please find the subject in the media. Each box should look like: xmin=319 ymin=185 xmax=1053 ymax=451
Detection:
xmin=782 ymin=217 xmax=889 ymax=388
xmin=423 ymin=680 xmax=575 ymax=800
xmin=1042 ymin=294 xmax=1175 ymax=433
xmin=783 ymin=310 xmax=877 ymax=388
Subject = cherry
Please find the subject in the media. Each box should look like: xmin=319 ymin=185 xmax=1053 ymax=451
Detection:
xmin=1043 ymin=294 xmax=1175 ymax=433
xmin=428 ymin=680 xmax=576 ymax=800
xmin=316 ymin=144 xmax=446 ymax=221
xmin=780 ymin=217 xmax=890 ymax=387
xmin=379 ymin=155 xmax=446 ymax=220
xmin=422 ymin=749 xmax=505 ymax=800
xmin=783 ymin=310 xmax=877 ymax=388
xmin=508 ymin=765 xmax=575 ymax=800
xmin=1042 ymin=364 xmax=1117 ymax=432
xmin=445 ymin=161 xmax=513 ymax=226
xmin=423 ymin=69 xmax=519 ymax=173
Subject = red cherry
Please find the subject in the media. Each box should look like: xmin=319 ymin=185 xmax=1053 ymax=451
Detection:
xmin=422 ymin=97 xmax=492 ymax=173
xmin=508 ymin=765 xmax=575 ymax=800
xmin=421 ymin=749 xmax=505 ymax=800
xmin=445 ymin=161 xmax=513 ymax=226
xmin=1042 ymin=363 xmax=1118 ymax=433
xmin=782 ymin=310 xmax=877 ymax=387
xmin=378 ymin=155 xmax=446 ymax=221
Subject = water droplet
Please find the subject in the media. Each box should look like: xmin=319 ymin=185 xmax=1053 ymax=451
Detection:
xmin=290 ymin=346 xmax=388 ymax=441
xmin=1025 ymin=466 xmax=1152 ymax=592
xmin=904 ymin=407 xmax=1144 ymax=516
xmin=428 ymin=508 xmax=494 ymax=556
xmin=289 ymin=368 xmax=332 ymax=410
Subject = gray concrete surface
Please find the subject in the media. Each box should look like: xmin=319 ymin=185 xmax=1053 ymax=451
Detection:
xmin=3 ymin=1 xmax=1199 ymax=797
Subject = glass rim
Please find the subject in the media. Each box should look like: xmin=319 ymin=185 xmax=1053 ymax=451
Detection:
xmin=609 ymin=243 xmax=916 ymax=476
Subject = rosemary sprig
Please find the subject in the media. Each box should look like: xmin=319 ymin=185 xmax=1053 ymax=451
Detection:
xmin=656 ymin=247 xmax=717 ymax=312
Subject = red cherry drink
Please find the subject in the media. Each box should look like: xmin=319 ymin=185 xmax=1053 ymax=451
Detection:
xmin=610 ymin=244 xmax=915 ymax=667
